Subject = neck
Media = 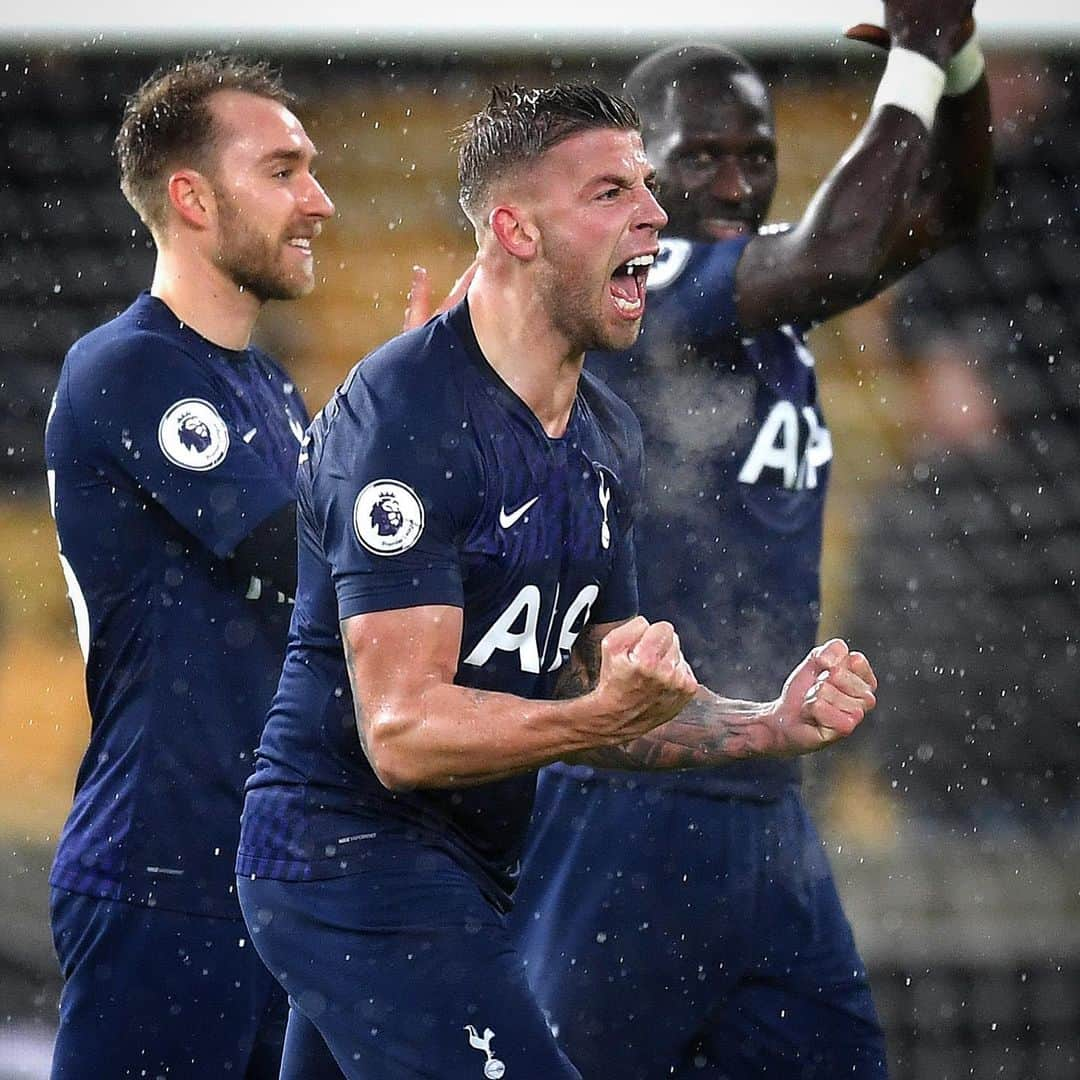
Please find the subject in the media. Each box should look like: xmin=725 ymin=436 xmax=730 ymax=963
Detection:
xmin=467 ymin=267 xmax=584 ymax=438
xmin=150 ymin=245 xmax=262 ymax=351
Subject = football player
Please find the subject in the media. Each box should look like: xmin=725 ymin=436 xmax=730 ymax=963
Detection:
xmin=236 ymin=83 xmax=877 ymax=1079
xmin=511 ymin=3 xmax=993 ymax=1077
xmin=46 ymin=55 xmax=335 ymax=1078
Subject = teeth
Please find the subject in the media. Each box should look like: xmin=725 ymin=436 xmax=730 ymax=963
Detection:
xmin=616 ymin=253 xmax=655 ymax=275
xmin=613 ymin=296 xmax=643 ymax=314
xmin=289 ymin=238 xmax=311 ymax=249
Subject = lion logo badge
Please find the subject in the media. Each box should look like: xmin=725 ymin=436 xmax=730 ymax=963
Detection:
xmin=158 ymin=399 xmax=229 ymax=472
xmin=353 ymin=479 xmax=424 ymax=556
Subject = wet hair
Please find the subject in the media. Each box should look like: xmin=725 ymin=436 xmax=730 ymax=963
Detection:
xmin=115 ymin=53 xmax=295 ymax=234
xmin=623 ymin=44 xmax=767 ymax=131
xmin=457 ymin=83 xmax=640 ymax=223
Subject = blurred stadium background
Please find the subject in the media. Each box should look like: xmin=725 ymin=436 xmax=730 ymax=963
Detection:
xmin=2 ymin=4 xmax=1079 ymax=1077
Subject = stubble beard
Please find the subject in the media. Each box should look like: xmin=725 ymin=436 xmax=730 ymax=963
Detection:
xmin=538 ymin=258 xmax=636 ymax=358
xmin=215 ymin=197 xmax=311 ymax=303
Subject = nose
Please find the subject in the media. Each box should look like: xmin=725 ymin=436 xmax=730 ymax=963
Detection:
xmin=638 ymin=186 xmax=668 ymax=233
xmin=303 ymin=174 xmax=335 ymax=219
xmin=709 ymin=158 xmax=750 ymax=204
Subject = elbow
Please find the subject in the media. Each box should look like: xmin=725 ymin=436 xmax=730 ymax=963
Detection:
xmin=361 ymin=708 xmax=428 ymax=792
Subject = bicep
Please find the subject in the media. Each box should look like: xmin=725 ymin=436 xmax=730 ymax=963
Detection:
xmin=733 ymin=229 xmax=828 ymax=332
xmin=341 ymin=605 xmax=463 ymax=733
xmin=734 ymin=226 xmax=881 ymax=331
xmin=735 ymin=111 xmax=936 ymax=332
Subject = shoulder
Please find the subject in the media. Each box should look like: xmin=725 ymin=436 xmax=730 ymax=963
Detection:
xmin=346 ymin=318 xmax=466 ymax=421
xmin=307 ymin=317 xmax=472 ymax=476
xmin=645 ymin=235 xmax=751 ymax=296
xmin=647 ymin=227 xmax=793 ymax=297
xmin=63 ymin=304 xmax=203 ymax=402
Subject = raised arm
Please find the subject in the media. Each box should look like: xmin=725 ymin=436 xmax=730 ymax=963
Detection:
xmin=846 ymin=17 xmax=993 ymax=270
xmin=341 ymin=607 xmax=696 ymax=790
xmin=736 ymin=0 xmax=992 ymax=332
xmin=561 ymin=627 xmax=877 ymax=771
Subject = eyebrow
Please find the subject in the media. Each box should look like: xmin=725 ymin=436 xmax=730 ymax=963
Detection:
xmin=590 ymin=170 xmax=657 ymax=190
xmin=257 ymin=147 xmax=315 ymax=166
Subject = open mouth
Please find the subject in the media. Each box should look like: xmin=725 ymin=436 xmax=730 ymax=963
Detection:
xmin=609 ymin=253 xmax=655 ymax=318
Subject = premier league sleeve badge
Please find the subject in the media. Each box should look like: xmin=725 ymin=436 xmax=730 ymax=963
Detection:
xmin=157 ymin=398 xmax=230 ymax=472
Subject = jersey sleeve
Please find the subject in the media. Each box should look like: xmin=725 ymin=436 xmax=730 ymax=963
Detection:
xmin=64 ymin=333 xmax=294 ymax=560
xmin=310 ymin=381 xmax=478 ymax=621
xmin=645 ymin=235 xmax=753 ymax=342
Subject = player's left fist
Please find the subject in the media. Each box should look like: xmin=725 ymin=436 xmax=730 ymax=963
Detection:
xmin=776 ymin=639 xmax=878 ymax=753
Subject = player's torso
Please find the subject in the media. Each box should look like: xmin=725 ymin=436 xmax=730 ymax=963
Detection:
xmin=584 ymin=235 xmax=832 ymax=797
xmin=46 ymin=298 xmax=305 ymax=916
xmin=245 ymin=310 xmax=639 ymax=905
xmin=454 ymin=383 xmax=634 ymax=695
xmin=588 ymin=237 xmax=831 ymax=683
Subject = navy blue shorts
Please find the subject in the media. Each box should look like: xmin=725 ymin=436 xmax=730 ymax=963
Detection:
xmin=49 ymin=887 xmax=290 ymax=1079
xmin=512 ymin=778 xmax=888 ymax=1079
xmin=237 ymin=836 xmax=580 ymax=1079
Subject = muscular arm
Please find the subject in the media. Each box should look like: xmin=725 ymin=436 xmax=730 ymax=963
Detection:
xmin=560 ymin=626 xmax=875 ymax=770
xmin=341 ymin=608 xmax=693 ymax=791
xmin=886 ymin=63 xmax=992 ymax=265
xmin=568 ymin=687 xmax=788 ymax=770
xmin=736 ymin=23 xmax=992 ymax=332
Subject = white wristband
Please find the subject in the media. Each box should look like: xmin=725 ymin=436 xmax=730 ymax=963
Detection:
xmin=945 ymin=35 xmax=985 ymax=96
xmin=871 ymin=46 xmax=946 ymax=132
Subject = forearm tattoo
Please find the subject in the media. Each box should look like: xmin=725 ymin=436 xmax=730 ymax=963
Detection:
xmin=576 ymin=691 xmax=779 ymax=772
xmin=555 ymin=631 xmax=781 ymax=772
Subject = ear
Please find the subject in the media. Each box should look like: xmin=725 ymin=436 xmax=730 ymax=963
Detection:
xmin=489 ymin=205 xmax=538 ymax=261
xmin=166 ymin=168 xmax=215 ymax=231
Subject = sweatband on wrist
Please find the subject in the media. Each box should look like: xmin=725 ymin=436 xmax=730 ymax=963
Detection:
xmin=871 ymin=46 xmax=946 ymax=132
xmin=945 ymin=35 xmax=986 ymax=96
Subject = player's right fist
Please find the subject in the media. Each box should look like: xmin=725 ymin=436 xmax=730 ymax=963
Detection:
xmin=590 ymin=616 xmax=698 ymax=741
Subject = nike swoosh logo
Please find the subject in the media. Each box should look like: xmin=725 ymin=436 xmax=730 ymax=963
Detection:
xmin=499 ymin=495 xmax=540 ymax=529
xmin=242 ymin=428 xmax=258 ymax=443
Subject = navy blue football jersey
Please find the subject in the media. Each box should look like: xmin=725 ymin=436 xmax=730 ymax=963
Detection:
xmin=46 ymin=292 xmax=309 ymax=918
xmin=567 ymin=233 xmax=832 ymax=799
xmin=237 ymin=301 xmax=642 ymax=910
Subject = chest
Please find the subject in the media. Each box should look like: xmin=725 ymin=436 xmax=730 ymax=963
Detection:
xmin=457 ymin=417 xmax=631 ymax=680
xmin=219 ymin=362 xmax=307 ymax=482
xmin=734 ymin=328 xmax=832 ymax=495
